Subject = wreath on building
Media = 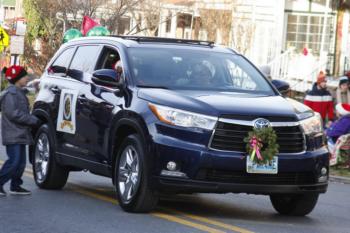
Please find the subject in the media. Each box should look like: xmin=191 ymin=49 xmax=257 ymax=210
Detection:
xmin=243 ymin=127 xmax=279 ymax=164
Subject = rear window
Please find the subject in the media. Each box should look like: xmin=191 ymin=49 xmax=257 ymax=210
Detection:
xmin=69 ymin=45 xmax=100 ymax=73
xmin=49 ymin=47 xmax=75 ymax=76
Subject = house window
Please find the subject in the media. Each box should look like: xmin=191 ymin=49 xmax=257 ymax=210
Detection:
xmin=118 ymin=17 xmax=131 ymax=35
xmin=285 ymin=13 xmax=335 ymax=56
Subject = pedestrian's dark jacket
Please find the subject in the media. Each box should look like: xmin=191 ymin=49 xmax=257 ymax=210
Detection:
xmin=0 ymin=85 xmax=39 ymax=145
xmin=304 ymin=83 xmax=334 ymax=121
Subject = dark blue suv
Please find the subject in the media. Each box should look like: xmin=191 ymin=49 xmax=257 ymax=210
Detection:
xmin=31 ymin=36 xmax=328 ymax=215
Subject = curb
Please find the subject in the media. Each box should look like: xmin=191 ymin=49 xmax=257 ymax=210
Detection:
xmin=329 ymin=175 xmax=350 ymax=184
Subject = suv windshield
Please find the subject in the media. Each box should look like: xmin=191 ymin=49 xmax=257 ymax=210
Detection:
xmin=127 ymin=47 xmax=275 ymax=95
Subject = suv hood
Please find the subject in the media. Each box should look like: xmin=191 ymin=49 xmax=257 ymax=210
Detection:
xmin=138 ymin=89 xmax=310 ymax=120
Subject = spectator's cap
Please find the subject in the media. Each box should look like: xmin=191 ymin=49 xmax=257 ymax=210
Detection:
xmin=316 ymin=71 xmax=326 ymax=84
xmin=339 ymin=76 xmax=349 ymax=86
xmin=336 ymin=103 xmax=350 ymax=116
xmin=2 ymin=65 xmax=27 ymax=84
xmin=259 ymin=65 xmax=271 ymax=78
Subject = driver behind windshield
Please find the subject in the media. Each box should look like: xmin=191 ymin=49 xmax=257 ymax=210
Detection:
xmin=190 ymin=64 xmax=213 ymax=87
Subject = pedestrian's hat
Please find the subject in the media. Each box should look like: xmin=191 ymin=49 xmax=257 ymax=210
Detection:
xmin=336 ymin=103 xmax=350 ymax=116
xmin=316 ymin=71 xmax=326 ymax=84
xmin=339 ymin=76 xmax=349 ymax=86
xmin=2 ymin=65 xmax=27 ymax=84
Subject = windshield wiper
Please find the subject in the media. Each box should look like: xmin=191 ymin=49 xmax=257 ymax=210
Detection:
xmin=136 ymin=85 xmax=170 ymax=89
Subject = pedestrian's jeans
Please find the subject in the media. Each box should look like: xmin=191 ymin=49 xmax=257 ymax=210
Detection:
xmin=0 ymin=144 xmax=26 ymax=189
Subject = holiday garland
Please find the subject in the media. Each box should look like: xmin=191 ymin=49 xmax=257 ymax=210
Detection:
xmin=243 ymin=127 xmax=279 ymax=164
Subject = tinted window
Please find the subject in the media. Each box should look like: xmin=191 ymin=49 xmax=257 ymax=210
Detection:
xmin=70 ymin=46 xmax=100 ymax=73
xmin=50 ymin=47 xmax=75 ymax=76
xmin=127 ymin=48 xmax=275 ymax=95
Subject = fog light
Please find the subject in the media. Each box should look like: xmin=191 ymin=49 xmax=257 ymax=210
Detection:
xmin=318 ymin=167 xmax=328 ymax=183
xmin=167 ymin=161 xmax=177 ymax=171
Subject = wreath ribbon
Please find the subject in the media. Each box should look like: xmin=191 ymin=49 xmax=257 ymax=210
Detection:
xmin=249 ymin=137 xmax=263 ymax=161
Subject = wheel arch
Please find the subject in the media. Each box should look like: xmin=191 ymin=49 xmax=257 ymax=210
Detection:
xmin=30 ymin=108 xmax=57 ymax=164
xmin=109 ymin=111 xmax=152 ymax=184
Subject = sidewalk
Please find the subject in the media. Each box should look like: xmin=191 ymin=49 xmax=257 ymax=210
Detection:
xmin=330 ymin=166 xmax=350 ymax=184
xmin=330 ymin=175 xmax=350 ymax=184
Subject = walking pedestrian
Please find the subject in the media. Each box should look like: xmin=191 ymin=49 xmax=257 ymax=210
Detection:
xmin=304 ymin=71 xmax=334 ymax=126
xmin=0 ymin=65 xmax=40 ymax=196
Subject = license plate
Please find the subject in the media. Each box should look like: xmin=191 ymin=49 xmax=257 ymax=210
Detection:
xmin=246 ymin=156 xmax=278 ymax=174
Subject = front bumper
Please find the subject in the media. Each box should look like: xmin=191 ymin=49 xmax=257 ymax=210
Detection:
xmin=151 ymin=133 xmax=329 ymax=195
xmin=155 ymin=177 xmax=328 ymax=194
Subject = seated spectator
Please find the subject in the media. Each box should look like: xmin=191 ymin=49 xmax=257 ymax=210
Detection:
xmin=304 ymin=71 xmax=334 ymax=125
xmin=326 ymin=103 xmax=350 ymax=143
xmin=328 ymin=103 xmax=350 ymax=167
xmin=335 ymin=76 xmax=350 ymax=104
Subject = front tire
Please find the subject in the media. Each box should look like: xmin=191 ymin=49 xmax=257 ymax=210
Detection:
xmin=33 ymin=124 xmax=69 ymax=189
xmin=270 ymin=193 xmax=319 ymax=216
xmin=115 ymin=134 xmax=158 ymax=213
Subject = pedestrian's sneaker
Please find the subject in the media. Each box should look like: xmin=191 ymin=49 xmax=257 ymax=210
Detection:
xmin=9 ymin=187 xmax=31 ymax=195
xmin=0 ymin=186 xmax=6 ymax=196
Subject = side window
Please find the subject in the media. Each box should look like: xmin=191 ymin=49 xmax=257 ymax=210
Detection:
xmin=95 ymin=47 xmax=121 ymax=70
xmin=70 ymin=45 xmax=100 ymax=73
xmin=49 ymin=47 xmax=75 ymax=76
xmin=95 ymin=46 xmax=124 ymax=83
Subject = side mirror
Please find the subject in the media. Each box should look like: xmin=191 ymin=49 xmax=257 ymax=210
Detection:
xmin=92 ymin=69 xmax=124 ymax=89
xmin=271 ymin=79 xmax=290 ymax=96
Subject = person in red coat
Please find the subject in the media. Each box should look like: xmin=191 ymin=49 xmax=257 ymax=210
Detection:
xmin=304 ymin=71 xmax=334 ymax=125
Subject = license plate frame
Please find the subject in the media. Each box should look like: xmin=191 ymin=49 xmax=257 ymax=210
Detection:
xmin=246 ymin=156 xmax=278 ymax=174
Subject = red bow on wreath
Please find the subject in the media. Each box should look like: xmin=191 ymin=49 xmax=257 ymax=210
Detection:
xmin=249 ymin=136 xmax=263 ymax=161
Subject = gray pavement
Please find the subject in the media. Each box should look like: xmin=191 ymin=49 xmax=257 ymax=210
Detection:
xmin=1 ymin=137 xmax=350 ymax=232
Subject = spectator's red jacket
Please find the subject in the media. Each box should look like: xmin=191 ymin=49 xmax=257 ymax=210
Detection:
xmin=304 ymin=83 xmax=334 ymax=121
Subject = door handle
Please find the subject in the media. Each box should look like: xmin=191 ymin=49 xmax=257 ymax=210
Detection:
xmin=78 ymin=94 xmax=88 ymax=103
xmin=50 ymin=86 xmax=60 ymax=94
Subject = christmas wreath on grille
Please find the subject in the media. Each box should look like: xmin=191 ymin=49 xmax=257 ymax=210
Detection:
xmin=243 ymin=127 xmax=279 ymax=164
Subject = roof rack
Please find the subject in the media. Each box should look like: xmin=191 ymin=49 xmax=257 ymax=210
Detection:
xmin=113 ymin=35 xmax=215 ymax=47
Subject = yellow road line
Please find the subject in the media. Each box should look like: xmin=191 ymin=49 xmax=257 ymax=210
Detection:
xmin=0 ymin=159 xmax=254 ymax=233
xmin=152 ymin=212 xmax=226 ymax=233
xmin=73 ymin=186 xmax=225 ymax=233
xmin=162 ymin=209 xmax=254 ymax=233
xmin=74 ymin=187 xmax=118 ymax=204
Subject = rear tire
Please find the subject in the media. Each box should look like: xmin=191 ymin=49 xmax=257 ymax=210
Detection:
xmin=115 ymin=134 xmax=158 ymax=213
xmin=270 ymin=193 xmax=319 ymax=216
xmin=33 ymin=124 xmax=69 ymax=189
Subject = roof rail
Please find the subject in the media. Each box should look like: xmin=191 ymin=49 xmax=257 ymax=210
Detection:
xmin=113 ymin=36 xmax=215 ymax=47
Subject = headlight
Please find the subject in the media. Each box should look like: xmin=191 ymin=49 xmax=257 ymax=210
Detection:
xmin=149 ymin=103 xmax=217 ymax=130
xmin=299 ymin=112 xmax=323 ymax=135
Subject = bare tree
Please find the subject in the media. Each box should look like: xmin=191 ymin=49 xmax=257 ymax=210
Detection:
xmin=198 ymin=9 xmax=232 ymax=45
xmin=195 ymin=0 xmax=255 ymax=54
xmin=126 ymin=0 xmax=163 ymax=36
xmin=23 ymin=0 xmax=142 ymax=73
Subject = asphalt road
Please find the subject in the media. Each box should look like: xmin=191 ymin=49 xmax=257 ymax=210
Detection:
xmin=0 ymin=138 xmax=350 ymax=233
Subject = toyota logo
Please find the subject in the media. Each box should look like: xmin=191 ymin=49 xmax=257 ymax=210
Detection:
xmin=253 ymin=118 xmax=271 ymax=129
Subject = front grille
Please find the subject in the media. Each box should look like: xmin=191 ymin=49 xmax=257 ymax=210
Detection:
xmin=210 ymin=121 xmax=305 ymax=153
xmin=197 ymin=169 xmax=315 ymax=185
xmin=220 ymin=114 xmax=297 ymax=122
